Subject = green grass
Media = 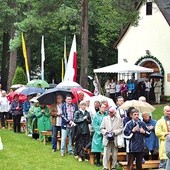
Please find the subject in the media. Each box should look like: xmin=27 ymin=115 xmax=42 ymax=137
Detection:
xmin=152 ymin=103 xmax=167 ymax=120
xmin=0 ymin=130 xmax=101 ymax=170
xmin=0 ymin=104 xmax=166 ymax=170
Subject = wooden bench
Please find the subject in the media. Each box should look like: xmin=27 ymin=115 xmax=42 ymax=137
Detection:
xmin=41 ymin=131 xmax=52 ymax=145
xmin=6 ymin=119 xmax=26 ymax=133
xmin=6 ymin=119 xmax=13 ymax=130
xmin=119 ymin=160 xmax=160 ymax=170
xmin=20 ymin=122 xmax=27 ymax=133
xmin=89 ymin=152 xmax=127 ymax=165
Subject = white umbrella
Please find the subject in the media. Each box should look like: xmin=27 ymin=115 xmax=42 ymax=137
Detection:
xmin=120 ymin=100 xmax=155 ymax=113
xmin=10 ymin=84 xmax=25 ymax=89
xmin=56 ymin=81 xmax=82 ymax=90
xmin=94 ymin=62 xmax=153 ymax=73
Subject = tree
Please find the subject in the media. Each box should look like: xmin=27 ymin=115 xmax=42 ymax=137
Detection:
xmin=0 ymin=0 xmax=143 ymax=89
xmin=12 ymin=66 xmax=27 ymax=85
xmin=80 ymin=0 xmax=88 ymax=88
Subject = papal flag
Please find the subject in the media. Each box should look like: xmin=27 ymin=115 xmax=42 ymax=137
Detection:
xmin=64 ymin=35 xmax=77 ymax=82
xmin=21 ymin=33 xmax=30 ymax=82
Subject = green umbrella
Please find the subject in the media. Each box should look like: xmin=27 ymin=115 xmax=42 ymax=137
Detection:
xmin=27 ymin=79 xmax=49 ymax=88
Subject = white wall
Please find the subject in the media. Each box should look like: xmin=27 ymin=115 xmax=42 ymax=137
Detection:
xmin=117 ymin=2 xmax=170 ymax=95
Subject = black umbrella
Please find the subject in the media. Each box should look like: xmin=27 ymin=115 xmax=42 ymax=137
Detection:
xmin=37 ymin=88 xmax=73 ymax=105
xmin=150 ymin=73 xmax=164 ymax=78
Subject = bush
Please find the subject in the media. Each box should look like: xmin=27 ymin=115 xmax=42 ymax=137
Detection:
xmin=12 ymin=66 xmax=27 ymax=85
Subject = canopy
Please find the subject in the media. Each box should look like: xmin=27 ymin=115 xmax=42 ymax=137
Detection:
xmin=94 ymin=62 xmax=153 ymax=73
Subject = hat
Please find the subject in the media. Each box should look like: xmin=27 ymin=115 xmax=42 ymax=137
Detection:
xmin=108 ymin=106 xmax=116 ymax=112
xmin=30 ymin=97 xmax=39 ymax=103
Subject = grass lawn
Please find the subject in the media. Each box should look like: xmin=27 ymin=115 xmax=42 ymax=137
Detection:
xmin=0 ymin=103 xmax=167 ymax=170
xmin=0 ymin=129 xmax=102 ymax=170
xmin=152 ymin=103 xmax=167 ymax=120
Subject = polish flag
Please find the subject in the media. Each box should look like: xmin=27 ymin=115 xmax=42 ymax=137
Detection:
xmin=64 ymin=35 xmax=77 ymax=82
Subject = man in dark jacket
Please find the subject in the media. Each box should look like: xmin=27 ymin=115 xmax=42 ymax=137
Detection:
xmin=124 ymin=109 xmax=150 ymax=170
xmin=60 ymin=94 xmax=77 ymax=156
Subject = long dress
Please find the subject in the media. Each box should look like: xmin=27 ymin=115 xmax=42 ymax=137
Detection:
xmin=91 ymin=111 xmax=108 ymax=153
xmin=35 ymin=106 xmax=51 ymax=141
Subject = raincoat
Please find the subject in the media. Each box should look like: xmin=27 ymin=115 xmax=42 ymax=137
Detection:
xmin=27 ymin=103 xmax=39 ymax=134
xmin=35 ymin=106 xmax=51 ymax=141
xmin=91 ymin=111 xmax=108 ymax=152
xmin=155 ymin=116 xmax=168 ymax=160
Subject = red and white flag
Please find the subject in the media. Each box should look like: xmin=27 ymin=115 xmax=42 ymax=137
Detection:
xmin=64 ymin=35 xmax=77 ymax=82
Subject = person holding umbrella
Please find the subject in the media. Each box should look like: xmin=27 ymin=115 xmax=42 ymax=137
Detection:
xmin=35 ymin=104 xmax=51 ymax=141
xmin=50 ymin=95 xmax=63 ymax=152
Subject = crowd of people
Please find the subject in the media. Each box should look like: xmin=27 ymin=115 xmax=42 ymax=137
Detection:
xmin=104 ymin=78 xmax=162 ymax=104
xmin=0 ymin=83 xmax=170 ymax=170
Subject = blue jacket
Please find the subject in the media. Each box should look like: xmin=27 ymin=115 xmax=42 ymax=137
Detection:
xmin=23 ymin=100 xmax=31 ymax=114
xmin=61 ymin=102 xmax=77 ymax=129
xmin=124 ymin=119 xmax=150 ymax=153
xmin=143 ymin=118 xmax=159 ymax=151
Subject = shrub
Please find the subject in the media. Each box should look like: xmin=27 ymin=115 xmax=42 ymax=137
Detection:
xmin=12 ymin=66 xmax=27 ymax=85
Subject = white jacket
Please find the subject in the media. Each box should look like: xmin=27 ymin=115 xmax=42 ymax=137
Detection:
xmin=0 ymin=96 xmax=10 ymax=112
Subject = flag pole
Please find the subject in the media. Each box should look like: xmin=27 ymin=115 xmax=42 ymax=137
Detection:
xmin=64 ymin=36 xmax=67 ymax=71
xmin=61 ymin=58 xmax=64 ymax=81
xmin=41 ymin=35 xmax=45 ymax=80
xmin=21 ymin=33 xmax=30 ymax=82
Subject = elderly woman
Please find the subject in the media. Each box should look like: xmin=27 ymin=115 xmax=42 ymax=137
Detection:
xmin=74 ymin=101 xmax=91 ymax=162
xmin=10 ymin=94 xmax=23 ymax=133
xmin=27 ymin=98 xmax=39 ymax=136
xmin=91 ymin=104 xmax=108 ymax=167
xmin=142 ymin=112 xmax=159 ymax=160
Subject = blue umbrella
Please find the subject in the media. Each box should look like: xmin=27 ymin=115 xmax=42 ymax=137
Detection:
xmin=37 ymin=88 xmax=73 ymax=105
xmin=15 ymin=86 xmax=45 ymax=96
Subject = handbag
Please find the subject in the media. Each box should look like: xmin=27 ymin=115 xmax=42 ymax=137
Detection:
xmin=117 ymin=133 xmax=125 ymax=148
xmin=107 ymin=132 xmax=115 ymax=141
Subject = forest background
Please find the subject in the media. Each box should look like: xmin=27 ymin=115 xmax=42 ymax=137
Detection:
xmin=0 ymin=0 xmax=142 ymax=91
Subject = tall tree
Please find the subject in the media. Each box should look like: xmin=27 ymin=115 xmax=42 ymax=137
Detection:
xmin=80 ymin=0 xmax=88 ymax=88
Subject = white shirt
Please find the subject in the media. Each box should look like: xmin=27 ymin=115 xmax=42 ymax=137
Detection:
xmin=145 ymin=81 xmax=151 ymax=92
xmin=0 ymin=96 xmax=10 ymax=112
